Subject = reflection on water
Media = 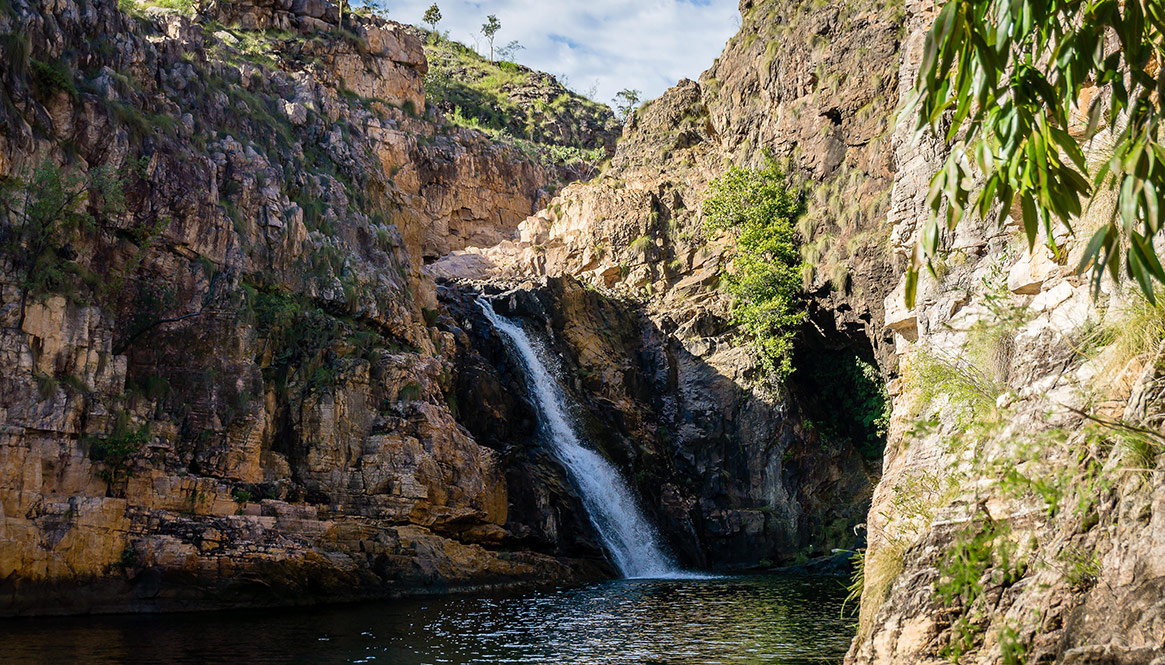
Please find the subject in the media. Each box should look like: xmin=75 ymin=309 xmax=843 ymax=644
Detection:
xmin=0 ymin=575 xmax=854 ymax=664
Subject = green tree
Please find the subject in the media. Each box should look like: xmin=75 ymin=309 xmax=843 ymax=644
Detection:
xmin=0 ymin=160 xmax=92 ymax=324
xmin=498 ymin=39 xmax=524 ymax=62
xmin=90 ymin=421 xmax=150 ymax=489
xmin=911 ymin=0 xmax=1165 ymax=306
xmin=363 ymin=1 xmax=389 ymax=18
xmin=613 ymin=88 xmax=641 ymax=122
xmin=481 ymin=14 xmax=501 ymax=62
xmin=424 ymin=3 xmax=442 ymax=36
xmin=704 ymin=158 xmax=807 ymax=380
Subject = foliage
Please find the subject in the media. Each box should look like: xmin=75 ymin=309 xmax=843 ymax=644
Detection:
xmin=903 ymin=333 xmax=1010 ymax=429
xmin=481 ymin=14 xmax=501 ymax=61
xmin=423 ymin=2 xmax=441 ymax=38
xmin=29 ymin=58 xmax=77 ymax=98
xmin=90 ymin=420 xmax=150 ymax=486
xmin=799 ymin=352 xmax=890 ymax=459
xmin=704 ymin=157 xmax=806 ymax=380
xmin=1086 ymin=289 xmax=1165 ymax=380
xmin=999 ymin=623 xmax=1029 ymax=665
xmin=424 ymin=4 xmax=442 ymax=28
xmin=443 ymin=104 xmax=605 ymax=166
xmin=1057 ymin=546 xmax=1101 ymax=591
xmin=843 ymin=548 xmax=867 ymax=618
xmin=0 ymin=160 xmax=94 ymax=306
xmin=629 ymin=235 xmax=654 ymax=255
xmin=935 ymin=520 xmax=1027 ymax=663
xmin=354 ymin=1 xmax=389 ymax=19
xmin=613 ymin=88 xmax=641 ymax=122
xmin=911 ymin=0 xmax=1165 ymax=306
xmin=119 ymin=0 xmax=194 ymax=17
xmin=116 ymin=544 xmax=140 ymax=570
xmin=247 ymin=279 xmax=400 ymax=399
xmin=854 ymin=540 xmax=907 ymax=646
xmin=497 ymin=40 xmax=524 ymax=62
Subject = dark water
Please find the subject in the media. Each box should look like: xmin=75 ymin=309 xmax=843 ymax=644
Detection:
xmin=0 ymin=575 xmax=854 ymax=664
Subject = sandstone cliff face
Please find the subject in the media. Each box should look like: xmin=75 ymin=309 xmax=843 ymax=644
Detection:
xmin=433 ymin=0 xmax=903 ymax=365
xmin=429 ymin=0 xmax=909 ymax=569
xmin=0 ymin=0 xmax=607 ymax=615
xmin=14 ymin=0 xmax=1157 ymax=646
xmin=847 ymin=2 xmax=1165 ymax=663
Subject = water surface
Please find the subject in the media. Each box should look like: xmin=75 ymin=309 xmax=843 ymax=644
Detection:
xmin=1 ymin=575 xmax=853 ymax=664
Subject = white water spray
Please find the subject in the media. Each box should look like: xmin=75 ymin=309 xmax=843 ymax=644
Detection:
xmin=479 ymin=298 xmax=707 ymax=579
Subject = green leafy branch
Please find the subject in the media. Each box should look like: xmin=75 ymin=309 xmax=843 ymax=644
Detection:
xmin=704 ymin=157 xmax=807 ymax=380
xmin=910 ymin=0 xmax=1165 ymax=305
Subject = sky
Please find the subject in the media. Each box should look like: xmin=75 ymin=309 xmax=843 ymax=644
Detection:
xmin=356 ymin=0 xmax=741 ymax=106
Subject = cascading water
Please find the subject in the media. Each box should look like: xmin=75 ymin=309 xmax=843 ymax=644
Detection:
xmin=479 ymin=298 xmax=698 ymax=579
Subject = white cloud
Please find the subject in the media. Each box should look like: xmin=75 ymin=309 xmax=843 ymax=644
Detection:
xmin=357 ymin=0 xmax=740 ymax=106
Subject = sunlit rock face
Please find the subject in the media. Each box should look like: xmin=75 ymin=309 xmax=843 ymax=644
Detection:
xmin=0 ymin=0 xmax=607 ymax=614
xmin=429 ymin=0 xmax=910 ymax=571
xmin=1 ymin=0 xmax=906 ymax=614
xmin=3 ymin=0 xmax=1070 ymax=623
xmin=847 ymin=2 xmax=1165 ymax=663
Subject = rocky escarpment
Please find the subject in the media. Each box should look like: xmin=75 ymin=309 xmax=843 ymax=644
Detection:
xmin=433 ymin=0 xmax=903 ymax=368
xmin=450 ymin=276 xmax=872 ymax=568
xmin=430 ymin=0 xmax=908 ymax=568
xmin=847 ymin=1 xmax=1165 ymax=664
xmin=0 ymin=0 xmax=612 ymax=615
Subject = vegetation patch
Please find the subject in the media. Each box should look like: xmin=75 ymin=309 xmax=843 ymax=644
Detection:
xmin=422 ymin=32 xmax=614 ymax=153
xmin=704 ymin=156 xmax=806 ymax=380
xmin=29 ymin=58 xmax=77 ymax=98
xmin=794 ymin=351 xmax=889 ymax=459
xmin=89 ymin=418 xmax=151 ymax=487
xmin=935 ymin=520 xmax=1027 ymax=663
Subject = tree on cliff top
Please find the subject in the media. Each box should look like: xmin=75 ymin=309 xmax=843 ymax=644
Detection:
xmin=911 ymin=0 xmax=1165 ymax=306
xmin=424 ymin=4 xmax=442 ymax=37
xmin=481 ymin=14 xmax=501 ymax=62
xmin=613 ymin=89 xmax=641 ymax=122
xmin=704 ymin=157 xmax=806 ymax=380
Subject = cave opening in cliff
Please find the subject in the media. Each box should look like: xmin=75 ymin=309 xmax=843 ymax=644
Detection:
xmin=790 ymin=348 xmax=889 ymax=462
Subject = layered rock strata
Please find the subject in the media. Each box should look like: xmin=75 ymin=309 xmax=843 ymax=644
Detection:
xmin=848 ymin=1 xmax=1165 ymax=663
xmin=0 ymin=0 xmax=603 ymax=614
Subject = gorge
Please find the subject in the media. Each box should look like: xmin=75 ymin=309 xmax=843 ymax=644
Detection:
xmin=0 ymin=0 xmax=1163 ymax=664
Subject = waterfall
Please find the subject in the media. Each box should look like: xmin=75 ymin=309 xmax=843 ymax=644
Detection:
xmin=479 ymin=298 xmax=697 ymax=580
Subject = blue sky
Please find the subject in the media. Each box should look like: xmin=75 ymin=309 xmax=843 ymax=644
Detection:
xmin=356 ymin=0 xmax=740 ymax=106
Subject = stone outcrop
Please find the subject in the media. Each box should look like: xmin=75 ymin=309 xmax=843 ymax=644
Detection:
xmin=9 ymin=0 xmax=1159 ymax=653
xmin=0 ymin=0 xmax=606 ymax=615
xmin=845 ymin=1 xmax=1165 ymax=664
xmin=431 ymin=0 xmax=904 ymax=369
xmin=427 ymin=0 xmax=909 ymax=570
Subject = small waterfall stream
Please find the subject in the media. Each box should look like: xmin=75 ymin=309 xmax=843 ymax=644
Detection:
xmin=479 ymin=298 xmax=696 ymax=579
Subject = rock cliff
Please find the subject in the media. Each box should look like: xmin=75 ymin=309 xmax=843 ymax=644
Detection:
xmin=0 ymin=0 xmax=607 ymax=614
xmin=1 ymin=0 xmax=907 ymax=614
xmin=432 ymin=0 xmax=908 ymax=569
xmin=432 ymin=0 xmax=1165 ymax=660
xmin=7 ymin=0 xmax=1159 ymax=654
xmin=846 ymin=1 xmax=1165 ymax=663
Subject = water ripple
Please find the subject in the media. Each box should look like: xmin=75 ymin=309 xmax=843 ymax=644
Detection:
xmin=0 ymin=575 xmax=854 ymax=665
